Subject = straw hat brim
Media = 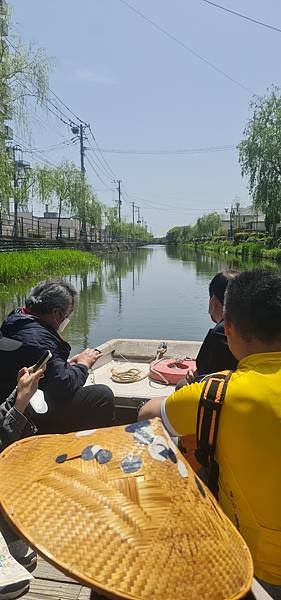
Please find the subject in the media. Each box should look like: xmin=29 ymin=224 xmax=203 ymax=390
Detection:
xmin=0 ymin=419 xmax=253 ymax=599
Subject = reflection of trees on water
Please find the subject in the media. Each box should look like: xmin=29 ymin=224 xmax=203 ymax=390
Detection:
xmin=0 ymin=249 xmax=152 ymax=349
xmin=0 ymin=280 xmax=35 ymax=325
xmin=65 ymin=270 xmax=104 ymax=348
xmin=102 ymin=248 xmax=151 ymax=294
xmin=165 ymin=245 xmax=278 ymax=277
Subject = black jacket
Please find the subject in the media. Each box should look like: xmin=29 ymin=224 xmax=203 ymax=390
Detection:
xmin=0 ymin=390 xmax=37 ymax=452
xmin=0 ymin=310 xmax=88 ymax=407
xmin=196 ymin=320 xmax=238 ymax=376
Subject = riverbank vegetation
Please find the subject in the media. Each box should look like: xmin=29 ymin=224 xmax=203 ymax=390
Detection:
xmin=0 ymin=249 xmax=100 ymax=285
xmin=193 ymin=232 xmax=281 ymax=262
xmin=166 ymin=88 xmax=281 ymax=260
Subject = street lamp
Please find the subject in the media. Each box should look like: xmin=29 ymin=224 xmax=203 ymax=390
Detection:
xmin=13 ymin=157 xmax=31 ymax=238
xmin=229 ymin=206 xmax=235 ymax=238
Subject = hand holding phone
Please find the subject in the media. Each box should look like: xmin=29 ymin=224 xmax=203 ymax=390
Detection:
xmin=32 ymin=350 xmax=52 ymax=373
xmin=15 ymin=365 xmax=47 ymax=414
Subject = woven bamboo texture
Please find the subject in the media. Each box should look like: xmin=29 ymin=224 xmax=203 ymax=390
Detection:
xmin=0 ymin=419 xmax=253 ymax=600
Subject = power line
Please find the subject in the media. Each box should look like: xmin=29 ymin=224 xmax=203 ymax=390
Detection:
xmin=86 ymin=136 xmax=116 ymax=181
xmin=120 ymin=187 xmax=227 ymax=213
xmin=7 ymin=37 xmax=125 ymax=192
xmin=30 ymin=110 xmax=69 ymax=141
xmin=118 ymin=0 xmax=255 ymax=95
xmin=88 ymin=126 xmax=118 ymax=179
xmin=13 ymin=134 xmax=57 ymax=167
xmin=98 ymin=144 xmax=236 ymax=155
xmin=46 ymin=88 xmax=87 ymax=125
xmin=200 ymin=0 xmax=281 ymax=35
xmin=85 ymin=154 xmax=115 ymax=191
xmin=6 ymin=39 xmax=83 ymax=127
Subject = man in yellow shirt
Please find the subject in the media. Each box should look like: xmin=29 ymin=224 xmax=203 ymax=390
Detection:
xmin=139 ymin=269 xmax=281 ymax=599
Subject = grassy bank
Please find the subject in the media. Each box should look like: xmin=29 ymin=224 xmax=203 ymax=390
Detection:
xmin=190 ymin=234 xmax=281 ymax=262
xmin=0 ymin=249 xmax=100 ymax=285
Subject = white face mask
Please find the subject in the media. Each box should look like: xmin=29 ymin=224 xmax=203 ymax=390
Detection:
xmin=58 ymin=316 xmax=70 ymax=333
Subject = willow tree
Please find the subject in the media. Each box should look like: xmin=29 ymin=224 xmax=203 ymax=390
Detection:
xmin=104 ymin=206 xmax=118 ymax=241
xmin=0 ymin=7 xmax=51 ymax=131
xmin=239 ymin=87 xmax=281 ymax=237
xmin=35 ymin=162 xmax=78 ymax=238
xmin=35 ymin=162 xmax=102 ymax=239
xmin=0 ymin=2 xmax=52 ymax=237
xmin=70 ymin=173 xmax=101 ymax=238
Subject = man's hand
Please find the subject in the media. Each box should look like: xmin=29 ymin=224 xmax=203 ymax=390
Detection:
xmin=15 ymin=367 xmax=44 ymax=414
xmin=185 ymin=367 xmax=198 ymax=384
xmin=138 ymin=397 xmax=165 ymax=421
xmin=69 ymin=348 xmax=102 ymax=369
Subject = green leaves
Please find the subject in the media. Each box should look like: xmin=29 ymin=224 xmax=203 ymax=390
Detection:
xmin=166 ymin=213 xmax=222 ymax=243
xmin=0 ymin=147 xmax=13 ymax=211
xmin=238 ymin=87 xmax=281 ymax=236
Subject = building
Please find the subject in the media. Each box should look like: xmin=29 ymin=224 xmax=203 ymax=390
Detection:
xmin=3 ymin=210 xmax=80 ymax=239
xmin=220 ymin=204 xmax=266 ymax=236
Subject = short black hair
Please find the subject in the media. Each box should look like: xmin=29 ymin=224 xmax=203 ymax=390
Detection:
xmin=209 ymin=270 xmax=239 ymax=305
xmin=224 ymin=269 xmax=281 ymax=343
xmin=26 ymin=279 xmax=77 ymax=316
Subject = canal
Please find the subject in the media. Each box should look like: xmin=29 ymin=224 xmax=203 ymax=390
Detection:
xmin=0 ymin=245 xmax=277 ymax=354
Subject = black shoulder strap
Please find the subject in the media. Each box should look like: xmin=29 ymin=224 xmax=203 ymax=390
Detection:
xmin=195 ymin=370 xmax=232 ymax=496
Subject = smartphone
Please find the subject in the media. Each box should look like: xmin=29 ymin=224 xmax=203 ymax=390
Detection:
xmin=32 ymin=350 xmax=52 ymax=373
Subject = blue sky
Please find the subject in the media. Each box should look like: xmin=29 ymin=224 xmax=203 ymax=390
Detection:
xmin=10 ymin=0 xmax=281 ymax=235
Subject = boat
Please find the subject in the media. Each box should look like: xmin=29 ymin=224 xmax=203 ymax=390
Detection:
xmin=87 ymin=337 xmax=201 ymax=423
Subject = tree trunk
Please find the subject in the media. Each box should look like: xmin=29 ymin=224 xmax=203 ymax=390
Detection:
xmin=56 ymin=197 xmax=62 ymax=240
xmin=14 ymin=200 xmax=18 ymax=238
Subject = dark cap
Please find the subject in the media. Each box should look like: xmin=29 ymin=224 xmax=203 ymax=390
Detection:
xmin=0 ymin=331 xmax=22 ymax=352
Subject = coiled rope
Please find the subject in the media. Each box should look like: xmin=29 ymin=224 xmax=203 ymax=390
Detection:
xmin=110 ymin=344 xmax=168 ymax=384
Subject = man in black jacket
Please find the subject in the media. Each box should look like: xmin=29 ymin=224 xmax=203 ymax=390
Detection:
xmin=176 ymin=270 xmax=238 ymax=389
xmin=0 ymin=279 xmax=114 ymax=434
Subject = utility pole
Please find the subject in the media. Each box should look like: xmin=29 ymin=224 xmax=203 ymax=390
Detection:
xmin=141 ymin=217 xmax=144 ymax=228
xmin=136 ymin=206 xmax=141 ymax=226
xmin=12 ymin=146 xmax=18 ymax=238
xmin=71 ymin=123 xmax=87 ymax=238
xmin=11 ymin=146 xmax=30 ymax=238
xmin=117 ymin=179 xmax=121 ymax=222
xmin=132 ymin=201 xmax=135 ymax=226
xmin=79 ymin=123 xmax=85 ymax=174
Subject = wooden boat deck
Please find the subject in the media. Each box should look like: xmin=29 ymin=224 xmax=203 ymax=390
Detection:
xmin=23 ymin=557 xmax=272 ymax=600
xmin=24 ymin=557 xmax=91 ymax=600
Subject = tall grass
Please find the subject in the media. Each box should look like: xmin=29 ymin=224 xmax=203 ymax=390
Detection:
xmin=0 ymin=250 xmax=100 ymax=284
xmin=193 ymin=240 xmax=281 ymax=262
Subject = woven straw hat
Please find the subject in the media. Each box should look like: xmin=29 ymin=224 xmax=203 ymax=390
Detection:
xmin=0 ymin=419 xmax=253 ymax=599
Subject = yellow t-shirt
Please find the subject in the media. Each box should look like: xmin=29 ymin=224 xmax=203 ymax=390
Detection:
xmin=163 ymin=352 xmax=281 ymax=585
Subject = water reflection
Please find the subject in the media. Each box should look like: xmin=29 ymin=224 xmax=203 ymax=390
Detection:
xmin=0 ymin=245 xmax=279 ymax=352
xmin=166 ymin=244 xmax=279 ymax=274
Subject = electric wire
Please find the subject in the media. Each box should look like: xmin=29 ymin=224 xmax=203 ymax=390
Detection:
xmin=86 ymin=136 xmax=116 ymax=181
xmin=98 ymin=144 xmax=236 ymax=155
xmin=118 ymin=0 xmax=255 ymax=95
xmin=85 ymin=155 xmax=115 ymax=191
xmin=13 ymin=134 xmax=57 ymax=167
xmin=88 ymin=126 xmax=118 ymax=179
xmin=200 ymin=0 xmax=281 ymax=35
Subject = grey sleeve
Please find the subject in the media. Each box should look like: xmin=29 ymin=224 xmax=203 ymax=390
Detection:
xmin=0 ymin=395 xmax=37 ymax=452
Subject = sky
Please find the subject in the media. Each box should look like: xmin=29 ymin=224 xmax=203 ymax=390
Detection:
xmin=9 ymin=0 xmax=281 ymax=236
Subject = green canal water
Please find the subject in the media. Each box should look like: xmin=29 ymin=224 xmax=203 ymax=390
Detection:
xmin=0 ymin=245 xmax=278 ymax=355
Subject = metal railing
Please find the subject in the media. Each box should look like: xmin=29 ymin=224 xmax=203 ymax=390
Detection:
xmin=0 ymin=214 xmax=107 ymax=242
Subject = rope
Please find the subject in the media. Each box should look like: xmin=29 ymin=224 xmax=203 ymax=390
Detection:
xmin=110 ymin=346 xmax=168 ymax=384
xmin=111 ymin=367 xmax=148 ymax=383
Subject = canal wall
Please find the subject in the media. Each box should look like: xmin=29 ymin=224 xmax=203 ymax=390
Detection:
xmin=0 ymin=238 xmax=144 ymax=254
